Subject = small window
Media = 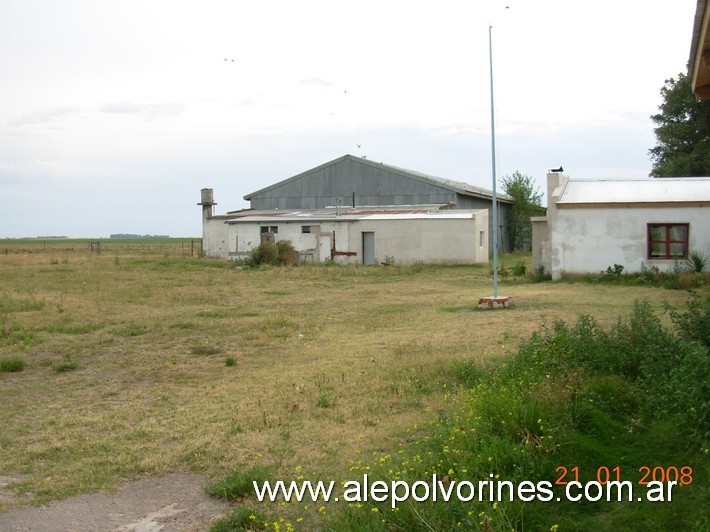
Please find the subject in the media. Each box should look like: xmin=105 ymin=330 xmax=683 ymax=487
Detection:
xmin=260 ymin=226 xmax=278 ymax=234
xmin=301 ymin=226 xmax=311 ymax=234
xmin=648 ymin=223 xmax=688 ymax=259
xmin=479 ymin=230 xmax=485 ymax=247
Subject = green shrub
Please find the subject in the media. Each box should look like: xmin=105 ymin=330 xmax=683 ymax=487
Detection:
xmin=276 ymin=240 xmax=298 ymax=266
xmin=326 ymin=298 xmax=710 ymax=531
xmin=0 ymin=356 xmax=25 ymax=372
xmin=530 ymin=264 xmax=551 ymax=282
xmin=205 ymin=464 xmax=273 ymax=501
xmin=210 ymin=506 xmax=268 ymax=531
xmin=225 ymin=356 xmax=236 ymax=367
xmin=248 ymin=240 xmax=298 ymax=267
xmin=686 ymin=250 xmax=710 ymax=272
xmin=52 ymin=360 xmax=78 ymax=372
xmin=666 ymin=294 xmax=710 ymax=348
xmin=512 ymin=259 xmax=527 ymax=276
xmin=316 ymin=391 xmax=332 ymax=408
xmin=602 ymin=263 xmax=624 ymax=278
xmin=190 ymin=342 xmax=222 ymax=356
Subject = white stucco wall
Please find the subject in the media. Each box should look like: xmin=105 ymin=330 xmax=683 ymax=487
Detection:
xmin=202 ymin=211 xmax=488 ymax=265
xmin=347 ymin=215 xmax=488 ymax=264
xmin=202 ymin=215 xmax=230 ymax=258
xmin=550 ymin=205 xmax=710 ymax=278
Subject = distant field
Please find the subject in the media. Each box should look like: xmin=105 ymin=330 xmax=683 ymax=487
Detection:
xmin=0 ymin=253 xmax=704 ymax=527
xmin=0 ymin=237 xmax=202 ymax=257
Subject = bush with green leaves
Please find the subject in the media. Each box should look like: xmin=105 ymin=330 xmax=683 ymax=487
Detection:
xmin=0 ymin=356 xmax=25 ymax=372
xmin=686 ymin=250 xmax=710 ymax=273
xmin=248 ymin=240 xmax=298 ymax=267
xmin=327 ymin=297 xmax=709 ymax=531
xmin=206 ymin=464 xmax=273 ymax=501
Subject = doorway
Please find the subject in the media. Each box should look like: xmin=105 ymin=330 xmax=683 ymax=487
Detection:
xmin=362 ymin=232 xmax=375 ymax=265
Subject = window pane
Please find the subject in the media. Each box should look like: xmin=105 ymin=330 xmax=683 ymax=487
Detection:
xmin=669 ymin=225 xmax=687 ymax=241
xmin=650 ymin=242 xmax=667 ymax=258
xmin=670 ymin=243 xmax=687 ymax=258
xmin=649 ymin=226 xmax=664 ymax=241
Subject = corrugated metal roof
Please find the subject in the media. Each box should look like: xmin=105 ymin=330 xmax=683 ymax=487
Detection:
xmin=380 ymin=160 xmax=515 ymax=202
xmin=558 ymin=178 xmax=710 ymax=204
xmin=221 ymin=205 xmax=485 ymax=223
xmin=243 ymin=154 xmax=514 ymax=203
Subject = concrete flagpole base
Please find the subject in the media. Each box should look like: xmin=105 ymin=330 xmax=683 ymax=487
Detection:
xmin=477 ymin=296 xmax=512 ymax=309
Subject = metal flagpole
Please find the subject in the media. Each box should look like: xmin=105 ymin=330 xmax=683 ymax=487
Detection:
xmin=489 ymin=24 xmax=498 ymax=298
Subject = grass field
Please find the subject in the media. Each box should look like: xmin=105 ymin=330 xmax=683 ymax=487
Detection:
xmin=0 ymin=237 xmax=201 ymax=258
xmin=0 ymin=252 xmax=705 ymax=528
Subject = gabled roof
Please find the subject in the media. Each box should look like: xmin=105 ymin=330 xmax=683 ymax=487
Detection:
xmin=558 ymin=177 xmax=710 ymax=206
xmin=243 ymin=154 xmax=513 ymax=203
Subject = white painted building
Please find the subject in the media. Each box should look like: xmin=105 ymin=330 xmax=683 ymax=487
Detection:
xmin=532 ymin=173 xmax=710 ymax=279
xmin=199 ymin=191 xmax=489 ymax=265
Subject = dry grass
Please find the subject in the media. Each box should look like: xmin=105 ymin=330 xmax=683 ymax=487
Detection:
xmin=0 ymin=254 xmax=697 ymax=509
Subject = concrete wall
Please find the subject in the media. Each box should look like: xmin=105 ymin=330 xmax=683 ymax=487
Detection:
xmin=456 ymin=194 xmax=511 ymax=252
xmin=533 ymin=173 xmax=710 ymax=279
xmin=550 ymin=205 xmax=710 ymax=277
xmin=531 ymin=216 xmax=550 ymax=274
xmin=345 ymin=214 xmax=488 ymax=265
xmin=202 ymin=215 xmax=231 ymax=258
xmin=202 ymin=212 xmax=489 ymax=265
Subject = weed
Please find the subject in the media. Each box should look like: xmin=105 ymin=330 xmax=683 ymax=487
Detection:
xmin=258 ymin=317 xmax=298 ymax=339
xmin=0 ymin=356 xmax=25 ymax=372
xmin=209 ymin=506 xmax=269 ymax=532
xmin=512 ymin=259 xmax=527 ymax=276
xmin=113 ymin=322 xmax=147 ymax=336
xmin=603 ymin=263 xmax=624 ymax=278
xmin=52 ymin=360 xmax=78 ymax=372
xmin=190 ymin=342 xmax=222 ymax=356
xmin=0 ymin=295 xmax=45 ymax=314
xmin=531 ymin=264 xmax=551 ymax=282
xmin=686 ymin=249 xmax=710 ymax=272
xmin=326 ymin=298 xmax=710 ymax=530
xmin=450 ymin=359 xmax=485 ymax=387
xmin=225 ymin=357 xmax=237 ymax=367
xmin=316 ymin=392 xmax=333 ymax=408
xmin=45 ymin=322 xmax=104 ymax=335
xmin=409 ymin=260 xmax=425 ymax=273
xmin=205 ymin=464 xmax=273 ymax=501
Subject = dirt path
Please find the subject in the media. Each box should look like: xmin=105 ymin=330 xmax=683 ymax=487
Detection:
xmin=0 ymin=472 xmax=229 ymax=531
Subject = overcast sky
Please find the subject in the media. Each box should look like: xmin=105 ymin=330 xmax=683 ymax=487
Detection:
xmin=0 ymin=0 xmax=698 ymax=238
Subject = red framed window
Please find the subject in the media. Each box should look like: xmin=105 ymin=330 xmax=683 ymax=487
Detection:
xmin=647 ymin=224 xmax=689 ymax=259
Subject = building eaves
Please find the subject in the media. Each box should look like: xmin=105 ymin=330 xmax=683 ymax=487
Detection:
xmin=222 ymin=205 xmax=485 ymax=223
xmin=689 ymin=0 xmax=709 ymax=94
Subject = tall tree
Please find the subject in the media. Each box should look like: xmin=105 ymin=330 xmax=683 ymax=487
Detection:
xmin=501 ymin=171 xmax=545 ymax=252
xmin=649 ymin=73 xmax=710 ymax=176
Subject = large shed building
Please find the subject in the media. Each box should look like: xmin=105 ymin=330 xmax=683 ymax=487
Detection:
xmin=200 ymin=155 xmax=509 ymax=264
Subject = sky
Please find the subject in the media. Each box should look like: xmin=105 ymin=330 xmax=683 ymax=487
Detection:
xmin=0 ymin=0 xmax=699 ymax=238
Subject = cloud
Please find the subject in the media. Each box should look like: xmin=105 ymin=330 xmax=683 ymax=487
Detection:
xmin=99 ymin=101 xmax=186 ymax=120
xmin=299 ymin=78 xmax=332 ymax=87
xmin=8 ymin=107 xmax=81 ymax=127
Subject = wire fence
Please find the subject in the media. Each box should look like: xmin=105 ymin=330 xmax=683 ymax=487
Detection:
xmin=0 ymin=239 xmax=203 ymax=258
